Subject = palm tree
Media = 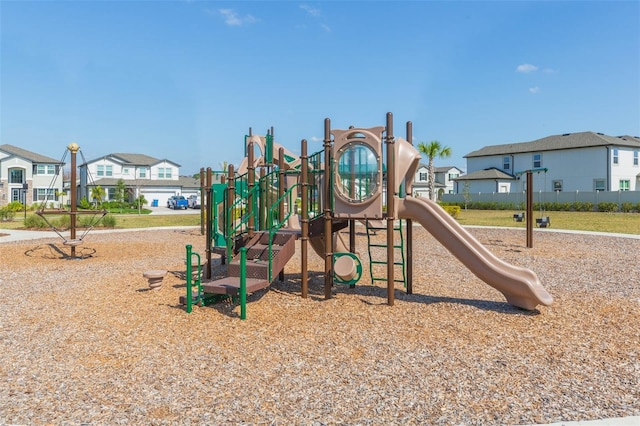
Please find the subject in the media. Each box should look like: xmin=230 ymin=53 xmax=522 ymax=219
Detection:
xmin=417 ymin=140 xmax=452 ymax=201
xmin=90 ymin=185 xmax=106 ymax=207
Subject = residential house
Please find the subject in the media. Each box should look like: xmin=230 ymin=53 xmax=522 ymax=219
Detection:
xmin=454 ymin=132 xmax=640 ymax=194
xmin=79 ymin=153 xmax=200 ymax=206
xmin=0 ymin=144 xmax=65 ymax=207
xmin=412 ymin=164 xmax=463 ymax=200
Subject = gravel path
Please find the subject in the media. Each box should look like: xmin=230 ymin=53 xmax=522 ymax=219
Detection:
xmin=0 ymin=227 xmax=638 ymax=425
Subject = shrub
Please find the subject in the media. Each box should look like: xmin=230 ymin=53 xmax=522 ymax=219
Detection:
xmin=597 ymin=202 xmax=618 ymax=213
xmin=441 ymin=205 xmax=461 ymax=218
xmin=100 ymin=214 xmax=116 ymax=228
xmin=23 ymin=214 xmax=48 ymax=229
xmin=79 ymin=197 xmax=92 ymax=209
xmin=620 ymin=202 xmax=634 ymax=213
xmin=6 ymin=201 xmax=24 ymax=212
xmin=0 ymin=207 xmax=16 ymax=221
xmin=55 ymin=214 xmax=71 ymax=229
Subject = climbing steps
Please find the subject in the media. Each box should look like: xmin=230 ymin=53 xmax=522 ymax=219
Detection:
xmin=181 ymin=231 xmax=296 ymax=307
xmin=366 ymin=219 xmax=406 ymax=288
xmin=210 ymin=231 xmax=296 ymax=294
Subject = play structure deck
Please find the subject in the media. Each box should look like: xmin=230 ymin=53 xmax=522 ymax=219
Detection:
xmin=181 ymin=113 xmax=553 ymax=318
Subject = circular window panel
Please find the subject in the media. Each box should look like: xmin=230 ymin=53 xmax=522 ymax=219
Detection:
xmin=334 ymin=142 xmax=380 ymax=204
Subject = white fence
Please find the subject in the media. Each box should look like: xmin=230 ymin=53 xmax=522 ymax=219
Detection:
xmin=441 ymin=190 xmax=640 ymax=209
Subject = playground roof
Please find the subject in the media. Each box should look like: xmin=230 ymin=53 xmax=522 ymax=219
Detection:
xmin=465 ymin=132 xmax=640 ymax=158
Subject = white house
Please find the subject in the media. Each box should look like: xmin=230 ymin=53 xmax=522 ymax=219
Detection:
xmin=0 ymin=144 xmax=65 ymax=207
xmin=412 ymin=164 xmax=463 ymax=200
xmin=455 ymin=132 xmax=640 ymax=194
xmin=79 ymin=153 xmax=200 ymax=206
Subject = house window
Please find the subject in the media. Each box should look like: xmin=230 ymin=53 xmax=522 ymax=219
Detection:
xmin=552 ymin=180 xmax=563 ymax=192
xmin=419 ymin=172 xmax=427 ymax=182
xmin=594 ymin=179 xmax=606 ymax=191
xmin=139 ymin=168 xmax=147 ymax=178
xmin=613 ymin=148 xmax=619 ymax=165
xmin=634 ymin=151 xmax=638 ymax=166
xmin=9 ymin=168 xmax=24 ymax=184
xmin=108 ymin=188 xmax=116 ymax=200
xmin=448 ymin=173 xmax=459 ymax=180
xmin=97 ymin=165 xmax=113 ymax=177
xmin=533 ymin=153 xmax=542 ymax=168
xmin=123 ymin=168 xmax=129 ymax=175
xmin=503 ymin=156 xmax=511 ymax=171
xmin=36 ymin=164 xmax=56 ymax=175
xmin=619 ymin=180 xmax=630 ymax=191
xmin=36 ymin=188 xmax=57 ymax=201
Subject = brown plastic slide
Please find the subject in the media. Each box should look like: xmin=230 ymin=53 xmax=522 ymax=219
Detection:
xmin=308 ymin=232 xmax=350 ymax=261
xmin=396 ymin=196 xmax=553 ymax=310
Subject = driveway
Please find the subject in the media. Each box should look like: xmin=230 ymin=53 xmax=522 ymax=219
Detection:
xmin=148 ymin=205 xmax=202 ymax=216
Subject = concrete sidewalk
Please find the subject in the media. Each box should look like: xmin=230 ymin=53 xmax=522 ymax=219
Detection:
xmin=0 ymin=226 xmax=199 ymax=243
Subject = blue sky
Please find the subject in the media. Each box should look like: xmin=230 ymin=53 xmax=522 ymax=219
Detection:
xmin=2 ymin=1 xmax=639 ymax=175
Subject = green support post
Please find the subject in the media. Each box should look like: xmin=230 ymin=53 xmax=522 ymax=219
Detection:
xmin=186 ymin=244 xmax=194 ymax=313
xmin=185 ymin=244 xmax=203 ymax=313
xmin=240 ymin=247 xmax=247 ymax=320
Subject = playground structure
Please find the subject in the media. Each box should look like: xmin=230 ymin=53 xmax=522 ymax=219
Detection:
xmin=36 ymin=143 xmax=107 ymax=258
xmin=182 ymin=113 xmax=553 ymax=317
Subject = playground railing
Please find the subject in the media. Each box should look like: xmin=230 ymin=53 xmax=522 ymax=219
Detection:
xmin=266 ymin=182 xmax=299 ymax=282
xmin=225 ymin=181 xmax=261 ymax=261
xmin=306 ymin=149 xmax=324 ymax=219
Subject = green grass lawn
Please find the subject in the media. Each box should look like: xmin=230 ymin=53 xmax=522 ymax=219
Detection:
xmin=1 ymin=209 xmax=638 ymax=235
xmin=455 ymin=209 xmax=640 ymax=235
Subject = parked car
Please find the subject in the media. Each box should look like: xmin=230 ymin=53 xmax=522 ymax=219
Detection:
xmin=188 ymin=195 xmax=201 ymax=209
xmin=167 ymin=195 xmax=189 ymax=210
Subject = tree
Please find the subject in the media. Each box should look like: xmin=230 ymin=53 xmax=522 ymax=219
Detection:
xmin=417 ymin=140 xmax=452 ymax=201
xmin=219 ymin=160 xmax=229 ymax=172
xmin=115 ymin=179 xmax=127 ymax=205
xmin=462 ymin=181 xmax=471 ymax=210
xmin=90 ymin=186 xmax=105 ymax=207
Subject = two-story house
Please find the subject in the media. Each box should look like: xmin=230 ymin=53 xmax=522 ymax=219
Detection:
xmin=79 ymin=153 xmax=200 ymax=206
xmin=455 ymin=132 xmax=640 ymax=194
xmin=412 ymin=164 xmax=463 ymax=200
xmin=0 ymin=144 xmax=65 ymax=207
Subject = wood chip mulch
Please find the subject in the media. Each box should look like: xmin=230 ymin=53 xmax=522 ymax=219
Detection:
xmin=0 ymin=227 xmax=638 ymax=425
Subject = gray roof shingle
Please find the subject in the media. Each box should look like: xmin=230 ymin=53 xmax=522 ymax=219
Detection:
xmin=454 ymin=168 xmax=515 ymax=181
xmin=465 ymin=132 xmax=640 ymax=158
xmin=0 ymin=144 xmax=63 ymax=164
xmin=90 ymin=176 xmax=200 ymax=189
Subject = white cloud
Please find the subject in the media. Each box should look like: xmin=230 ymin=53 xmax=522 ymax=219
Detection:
xmin=300 ymin=4 xmax=321 ymax=17
xmin=219 ymin=9 xmax=257 ymax=26
xmin=516 ymin=64 xmax=539 ymax=73
xmin=299 ymin=4 xmax=329 ymax=32
xmin=529 ymin=86 xmax=540 ymax=94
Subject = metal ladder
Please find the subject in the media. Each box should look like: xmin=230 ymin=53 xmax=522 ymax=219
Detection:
xmin=365 ymin=219 xmax=406 ymax=288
